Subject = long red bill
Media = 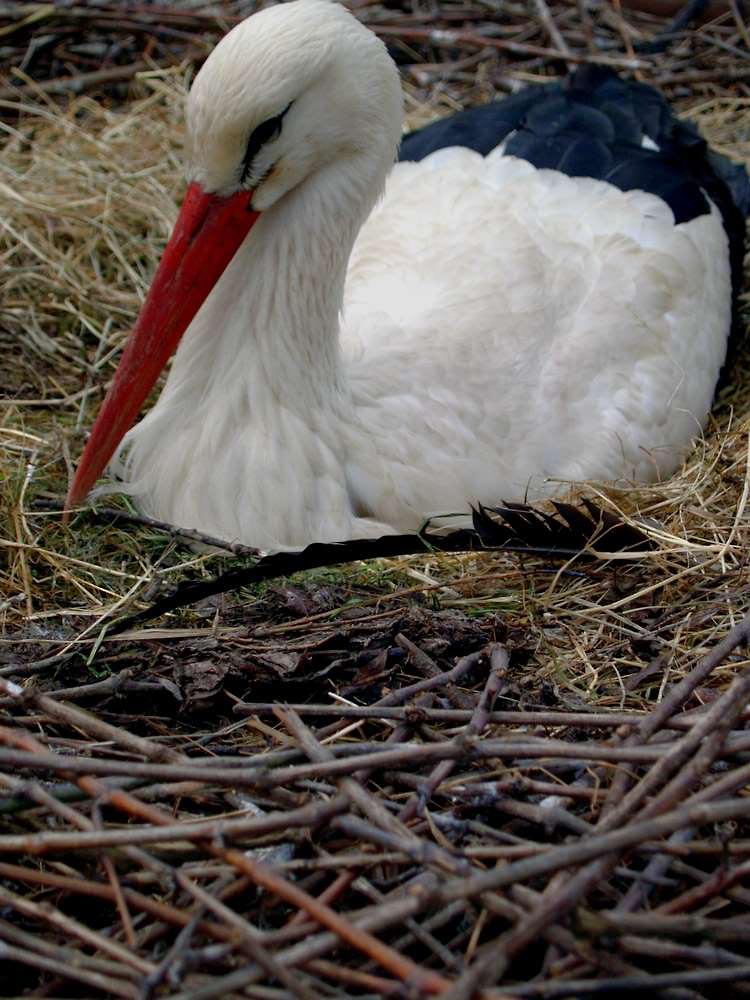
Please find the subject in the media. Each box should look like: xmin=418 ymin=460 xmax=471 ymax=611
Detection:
xmin=65 ymin=181 xmax=260 ymax=516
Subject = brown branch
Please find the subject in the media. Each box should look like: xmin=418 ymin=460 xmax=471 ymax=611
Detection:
xmin=276 ymin=706 xmax=469 ymax=877
xmin=432 ymin=797 xmax=750 ymax=903
xmin=399 ymin=644 xmax=509 ymax=823
xmin=0 ymin=794 xmax=347 ymax=854
xmin=86 ymin=505 xmax=263 ymax=558
xmin=591 ymin=910 xmax=750 ymax=942
xmin=284 ymin=690 xmax=440 ymax=930
xmin=461 ymin=612 xmax=750 ymax=986
xmin=232 ymin=700 xmax=744 ymax=732
xmin=372 ymin=23 xmax=644 ymax=68
xmin=532 ymin=0 xmax=573 ymax=56
xmin=0 ymin=736 xmax=683 ymax=804
xmin=509 ymin=963 xmax=750 ymax=997
xmin=0 ymin=59 xmax=171 ymax=101
xmin=0 ymin=863 xmax=238 ymax=948
xmin=658 ymin=859 xmax=750 ymax=915
xmin=1 ymin=699 xmax=451 ymax=994
xmin=0 ymin=941 xmax=138 ymax=999
xmin=0 ymin=884 xmax=154 ymax=977
xmin=394 ymin=634 xmax=477 ymax=710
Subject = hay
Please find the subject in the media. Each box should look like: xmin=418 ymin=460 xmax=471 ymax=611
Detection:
xmin=2 ymin=3 xmax=750 ymax=996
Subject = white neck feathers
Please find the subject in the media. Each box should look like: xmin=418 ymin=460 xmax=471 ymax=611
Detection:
xmin=170 ymin=151 xmax=385 ymax=411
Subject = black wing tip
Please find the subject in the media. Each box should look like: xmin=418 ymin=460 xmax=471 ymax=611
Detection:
xmin=401 ymin=67 xmax=750 ymax=226
xmin=105 ymin=500 xmax=653 ymax=633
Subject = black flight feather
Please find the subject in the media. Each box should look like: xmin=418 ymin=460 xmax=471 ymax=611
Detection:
xmin=399 ymin=66 xmax=750 ymax=323
xmin=105 ymin=500 xmax=653 ymax=634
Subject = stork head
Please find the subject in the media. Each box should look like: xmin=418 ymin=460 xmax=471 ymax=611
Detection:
xmin=65 ymin=0 xmax=402 ymax=515
xmin=187 ymin=0 xmax=402 ymax=206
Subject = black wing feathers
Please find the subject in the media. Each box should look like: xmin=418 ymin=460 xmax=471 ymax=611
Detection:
xmin=109 ymin=501 xmax=652 ymax=632
xmin=399 ymin=66 xmax=750 ymax=279
xmin=398 ymin=86 xmax=557 ymax=161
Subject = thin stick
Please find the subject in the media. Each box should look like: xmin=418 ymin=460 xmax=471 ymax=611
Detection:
xmin=399 ymin=645 xmax=509 ymax=823
xmin=373 ymin=24 xmax=643 ymax=68
xmin=86 ymin=505 xmax=263 ymax=558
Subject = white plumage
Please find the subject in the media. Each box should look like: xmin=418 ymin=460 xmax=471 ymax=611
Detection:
xmin=70 ymin=0 xmax=735 ymax=550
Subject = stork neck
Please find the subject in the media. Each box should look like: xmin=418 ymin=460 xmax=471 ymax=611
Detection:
xmin=179 ymin=157 xmax=381 ymax=411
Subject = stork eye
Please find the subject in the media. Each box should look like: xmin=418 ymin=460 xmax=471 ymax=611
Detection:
xmin=241 ymin=102 xmax=293 ymax=183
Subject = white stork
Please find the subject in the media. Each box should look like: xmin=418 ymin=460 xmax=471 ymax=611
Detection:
xmin=66 ymin=0 xmax=749 ymax=549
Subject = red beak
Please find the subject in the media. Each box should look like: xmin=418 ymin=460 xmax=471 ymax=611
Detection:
xmin=65 ymin=182 xmax=260 ymax=516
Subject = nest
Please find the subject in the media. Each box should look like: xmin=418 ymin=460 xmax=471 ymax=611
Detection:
xmin=2 ymin=1 xmax=750 ymax=997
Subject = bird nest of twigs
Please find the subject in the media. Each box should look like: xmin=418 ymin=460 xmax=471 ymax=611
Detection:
xmin=2 ymin=1 xmax=750 ymax=998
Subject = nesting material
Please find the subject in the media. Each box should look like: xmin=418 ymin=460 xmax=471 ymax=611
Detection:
xmin=1 ymin=15 xmax=750 ymax=998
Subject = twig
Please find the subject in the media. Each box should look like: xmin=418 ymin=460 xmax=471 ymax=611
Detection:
xmin=0 ymin=794 xmax=347 ymax=854
xmin=372 ymin=24 xmax=644 ymax=68
xmin=431 ymin=798 xmax=750 ymax=903
xmin=232 ymin=701 xmax=742 ymax=732
xmin=509 ymin=963 xmax=750 ymax=997
xmin=0 ymin=59 xmax=179 ymax=101
xmin=0 ymin=941 xmax=138 ymax=999
xmin=467 ymin=616 xmax=750 ymax=986
xmin=393 ymin=634 xmax=477 ymax=710
xmin=658 ymin=859 xmax=750 ymax=915
xmin=85 ymin=505 xmax=263 ymax=558
xmin=0 ymin=884 xmax=154 ymax=978
xmin=590 ymin=911 xmax=750 ymax=942
xmin=0 ymin=738 xmax=689 ymax=804
xmin=399 ymin=645 xmax=509 ymax=822
xmin=532 ymin=0 xmax=573 ymax=56
xmin=276 ymin=707 xmax=469 ymax=877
